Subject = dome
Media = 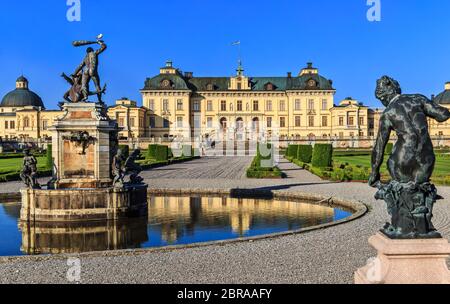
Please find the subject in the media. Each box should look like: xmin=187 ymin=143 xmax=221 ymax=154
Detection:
xmin=434 ymin=82 xmax=450 ymax=105
xmin=1 ymin=76 xmax=45 ymax=108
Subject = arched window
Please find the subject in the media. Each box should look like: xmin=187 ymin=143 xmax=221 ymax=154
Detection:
xmin=220 ymin=117 xmax=227 ymax=130
xmin=236 ymin=117 xmax=244 ymax=130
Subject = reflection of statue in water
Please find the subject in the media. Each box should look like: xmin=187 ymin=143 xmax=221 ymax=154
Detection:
xmin=112 ymin=149 xmax=126 ymax=188
xmin=369 ymin=76 xmax=450 ymax=239
xmin=124 ymin=150 xmax=144 ymax=185
xmin=64 ymin=34 xmax=107 ymax=103
xmin=20 ymin=149 xmax=41 ymax=189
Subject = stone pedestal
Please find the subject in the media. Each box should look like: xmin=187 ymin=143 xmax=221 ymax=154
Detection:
xmin=50 ymin=102 xmax=117 ymax=189
xmin=20 ymin=101 xmax=148 ymax=223
xmin=355 ymin=232 xmax=450 ymax=284
xmin=20 ymin=185 xmax=148 ymax=222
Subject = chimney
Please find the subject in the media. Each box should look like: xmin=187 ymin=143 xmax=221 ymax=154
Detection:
xmin=184 ymin=72 xmax=193 ymax=79
xmin=287 ymin=72 xmax=292 ymax=78
xmin=445 ymin=82 xmax=450 ymax=90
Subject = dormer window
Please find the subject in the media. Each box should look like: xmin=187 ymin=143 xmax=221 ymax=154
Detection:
xmin=206 ymin=83 xmax=215 ymax=91
xmin=161 ymin=79 xmax=172 ymax=89
xmin=265 ymin=82 xmax=275 ymax=91
xmin=307 ymin=79 xmax=317 ymax=88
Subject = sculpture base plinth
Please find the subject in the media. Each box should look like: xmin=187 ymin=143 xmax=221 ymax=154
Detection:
xmin=20 ymin=185 xmax=148 ymax=222
xmin=355 ymin=232 xmax=450 ymax=284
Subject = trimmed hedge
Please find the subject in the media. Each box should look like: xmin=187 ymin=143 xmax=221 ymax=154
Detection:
xmin=312 ymin=144 xmax=333 ymax=168
xmin=119 ymin=145 xmax=130 ymax=158
xmin=156 ymin=145 xmax=169 ymax=161
xmin=147 ymin=144 xmax=158 ymax=159
xmin=46 ymin=144 xmax=53 ymax=169
xmin=287 ymin=145 xmax=299 ymax=158
xmin=297 ymin=145 xmax=313 ymax=163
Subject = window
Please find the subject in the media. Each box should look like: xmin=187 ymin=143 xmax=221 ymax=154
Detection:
xmin=295 ymin=99 xmax=301 ymax=111
xmin=118 ymin=118 xmax=124 ymax=127
xmin=339 ymin=117 xmax=344 ymax=126
xmin=322 ymin=116 xmax=328 ymax=127
xmin=339 ymin=132 xmax=344 ymax=138
xmin=237 ymin=101 xmax=243 ymax=111
xmin=267 ymin=117 xmax=272 ymax=128
xmin=176 ymin=117 xmax=183 ymax=128
xmin=149 ymin=99 xmax=155 ymax=111
xmin=163 ymin=118 xmax=170 ymax=128
xmin=150 ymin=117 xmax=156 ymax=128
xmin=280 ymin=117 xmax=286 ymax=128
xmin=207 ymin=100 xmax=213 ymax=112
xmin=130 ymin=118 xmax=135 ymax=127
xmin=10 ymin=121 xmax=15 ymax=129
xmin=253 ymin=100 xmax=259 ymax=111
xmin=193 ymin=101 xmax=200 ymax=111
xmin=4 ymin=121 xmax=8 ymax=129
xmin=308 ymin=99 xmax=314 ymax=110
xmin=295 ymin=116 xmax=301 ymax=127
xmin=359 ymin=117 xmax=365 ymax=126
xmin=308 ymin=116 xmax=314 ymax=127
xmin=266 ymin=100 xmax=272 ymax=111
xmin=163 ymin=99 xmax=169 ymax=112
xmin=279 ymin=100 xmax=286 ymax=112
xmin=221 ymin=100 xmax=227 ymax=111
xmin=237 ymin=82 xmax=242 ymax=90
xmin=42 ymin=120 xmax=48 ymax=130
xmin=177 ymin=99 xmax=183 ymax=111
xmin=322 ymin=99 xmax=328 ymax=110
xmin=207 ymin=117 xmax=213 ymax=128
xmin=350 ymin=132 xmax=355 ymax=137
xmin=359 ymin=131 xmax=364 ymax=137
xmin=348 ymin=117 xmax=354 ymax=126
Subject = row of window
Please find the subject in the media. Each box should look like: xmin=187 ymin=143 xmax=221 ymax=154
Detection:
xmin=148 ymin=99 xmax=331 ymax=112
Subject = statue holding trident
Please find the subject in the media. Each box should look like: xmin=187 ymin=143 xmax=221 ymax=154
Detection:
xmin=62 ymin=34 xmax=107 ymax=103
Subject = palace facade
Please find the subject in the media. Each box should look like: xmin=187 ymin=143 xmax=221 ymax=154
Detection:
xmin=1 ymin=63 xmax=450 ymax=147
xmin=141 ymin=61 xmax=387 ymax=142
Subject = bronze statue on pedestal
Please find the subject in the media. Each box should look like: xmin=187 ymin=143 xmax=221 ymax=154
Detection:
xmin=369 ymin=76 xmax=450 ymax=239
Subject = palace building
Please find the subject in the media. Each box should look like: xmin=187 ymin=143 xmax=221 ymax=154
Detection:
xmin=141 ymin=61 xmax=381 ymax=141
xmin=1 ymin=63 xmax=450 ymax=147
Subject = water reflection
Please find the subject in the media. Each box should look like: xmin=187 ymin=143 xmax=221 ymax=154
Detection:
xmin=0 ymin=195 xmax=351 ymax=256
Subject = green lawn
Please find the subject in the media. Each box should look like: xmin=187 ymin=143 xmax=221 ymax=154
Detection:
xmin=333 ymin=154 xmax=450 ymax=181
xmin=0 ymin=156 xmax=48 ymax=174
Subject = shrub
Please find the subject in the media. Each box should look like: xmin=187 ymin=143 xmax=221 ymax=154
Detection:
xmin=312 ymin=144 xmax=333 ymax=168
xmin=119 ymin=145 xmax=130 ymax=158
xmin=287 ymin=145 xmax=299 ymax=158
xmin=297 ymin=145 xmax=313 ymax=163
xmin=147 ymin=144 xmax=158 ymax=159
xmin=46 ymin=144 xmax=53 ymax=169
xmin=155 ymin=145 xmax=169 ymax=161
xmin=385 ymin=143 xmax=394 ymax=155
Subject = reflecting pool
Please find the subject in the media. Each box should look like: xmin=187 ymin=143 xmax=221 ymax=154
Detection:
xmin=0 ymin=195 xmax=352 ymax=256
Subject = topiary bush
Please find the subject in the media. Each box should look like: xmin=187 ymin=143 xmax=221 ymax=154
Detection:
xmin=155 ymin=145 xmax=169 ymax=162
xmin=312 ymin=144 xmax=333 ymax=168
xmin=46 ymin=144 xmax=53 ymax=169
xmin=147 ymin=144 xmax=158 ymax=159
xmin=119 ymin=145 xmax=130 ymax=158
xmin=287 ymin=145 xmax=299 ymax=159
xmin=297 ymin=145 xmax=313 ymax=163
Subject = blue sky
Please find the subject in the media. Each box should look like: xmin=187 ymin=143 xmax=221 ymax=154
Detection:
xmin=0 ymin=0 xmax=448 ymax=109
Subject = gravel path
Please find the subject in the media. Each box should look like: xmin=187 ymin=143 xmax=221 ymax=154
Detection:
xmin=0 ymin=157 xmax=449 ymax=284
